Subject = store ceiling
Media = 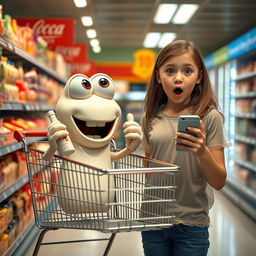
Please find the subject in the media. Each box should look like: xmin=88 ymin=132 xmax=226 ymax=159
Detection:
xmin=2 ymin=0 xmax=256 ymax=56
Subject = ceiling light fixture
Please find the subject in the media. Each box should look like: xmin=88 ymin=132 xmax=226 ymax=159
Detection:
xmin=86 ymin=29 xmax=97 ymax=39
xmin=154 ymin=4 xmax=178 ymax=24
xmin=158 ymin=33 xmax=177 ymax=48
xmin=172 ymin=4 xmax=199 ymax=24
xmin=81 ymin=16 xmax=93 ymax=26
xmin=143 ymin=32 xmax=161 ymax=48
xmin=90 ymin=39 xmax=100 ymax=47
xmin=93 ymin=46 xmax=101 ymax=53
xmin=73 ymin=0 xmax=87 ymax=8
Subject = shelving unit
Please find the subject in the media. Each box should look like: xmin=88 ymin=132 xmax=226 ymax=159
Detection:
xmin=230 ymin=50 xmax=256 ymax=219
xmin=204 ymin=27 xmax=256 ymax=221
xmin=0 ymin=101 xmax=53 ymax=112
xmin=0 ymin=35 xmax=65 ymax=255
xmin=0 ymin=35 xmax=66 ymax=84
xmin=228 ymin=51 xmax=256 ymax=219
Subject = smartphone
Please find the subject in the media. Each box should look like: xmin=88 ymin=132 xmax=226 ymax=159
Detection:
xmin=176 ymin=115 xmax=200 ymax=151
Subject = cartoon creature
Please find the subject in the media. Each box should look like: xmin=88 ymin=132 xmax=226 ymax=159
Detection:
xmin=43 ymin=73 xmax=143 ymax=214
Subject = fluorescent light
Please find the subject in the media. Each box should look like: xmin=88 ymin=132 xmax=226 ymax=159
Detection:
xmin=86 ymin=29 xmax=97 ymax=38
xmin=73 ymin=0 xmax=87 ymax=8
xmin=81 ymin=16 xmax=93 ymax=26
xmin=172 ymin=4 xmax=199 ymax=24
xmin=143 ymin=32 xmax=161 ymax=48
xmin=158 ymin=33 xmax=177 ymax=48
xmin=154 ymin=4 xmax=178 ymax=24
xmin=90 ymin=39 xmax=100 ymax=47
xmin=93 ymin=46 xmax=101 ymax=53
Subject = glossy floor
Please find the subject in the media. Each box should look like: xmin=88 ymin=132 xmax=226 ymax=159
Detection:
xmin=25 ymin=191 xmax=256 ymax=256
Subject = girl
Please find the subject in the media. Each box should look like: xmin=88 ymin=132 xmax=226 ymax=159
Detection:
xmin=140 ymin=40 xmax=230 ymax=256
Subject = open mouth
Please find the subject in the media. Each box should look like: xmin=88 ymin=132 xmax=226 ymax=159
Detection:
xmin=73 ymin=116 xmax=115 ymax=139
xmin=173 ymin=87 xmax=183 ymax=95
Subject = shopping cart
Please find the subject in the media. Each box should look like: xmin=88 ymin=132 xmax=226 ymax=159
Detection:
xmin=14 ymin=130 xmax=180 ymax=256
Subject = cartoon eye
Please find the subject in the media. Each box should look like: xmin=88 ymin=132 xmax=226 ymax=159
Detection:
xmin=98 ymin=78 xmax=110 ymax=88
xmin=90 ymin=73 xmax=115 ymax=99
xmin=68 ymin=74 xmax=93 ymax=99
xmin=81 ymin=79 xmax=91 ymax=90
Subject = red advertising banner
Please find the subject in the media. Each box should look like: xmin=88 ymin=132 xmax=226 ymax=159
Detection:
xmin=16 ymin=18 xmax=74 ymax=50
xmin=69 ymin=61 xmax=97 ymax=77
xmin=55 ymin=44 xmax=87 ymax=63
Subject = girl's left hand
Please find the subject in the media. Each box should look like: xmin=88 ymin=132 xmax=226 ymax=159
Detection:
xmin=176 ymin=121 xmax=206 ymax=156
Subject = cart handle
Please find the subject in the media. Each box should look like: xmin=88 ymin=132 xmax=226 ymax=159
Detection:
xmin=14 ymin=130 xmax=47 ymax=142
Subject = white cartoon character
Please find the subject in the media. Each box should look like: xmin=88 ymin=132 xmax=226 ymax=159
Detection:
xmin=43 ymin=73 xmax=143 ymax=214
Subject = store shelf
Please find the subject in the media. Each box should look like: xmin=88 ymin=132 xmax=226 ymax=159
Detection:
xmin=234 ymin=92 xmax=256 ymax=99
xmin=234 ymin=112 xmax=256 ymax=119
xmin=235 ymin=134 xmax=256 ymax=145
xmin=0 ymin=137 xmax=46 ymax=157
xmin=0 ymin=31 xmax=62 ymax=256
xmin=6 ymin=198 xmax=58 ymax=256
xmin=0 ymin=175 xmax=29 ymax=203
xmin=0 ymin=35 xmax=66 ymax=84
xmin=4 ymin=219 xmax=35 ymax=256
xmin=227 ymin=176 xmax=256 ymax=202
xmin=234 ymin=157 xmax=256 ymax=173
xmin=222 ymin=176 xmax=256 ymax=222
xmin=0 ymin=101 xmax=54 ymax=112
xmin=234 ymin=70 xmax=256 ymax=81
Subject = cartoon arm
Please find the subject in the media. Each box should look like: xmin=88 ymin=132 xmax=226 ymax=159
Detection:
xmin=111 ymin=113 xmax=143 ymax=160
xmin=43 ymin=111 xmax=74 ymax=161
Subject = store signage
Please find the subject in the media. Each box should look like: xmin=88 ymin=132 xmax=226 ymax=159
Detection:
xmin=213 ymin=46 xmax=228 ymax=66
xmin=132 ymin=49 xmax=156 ymax=80
xmin=205 ymin=27 xmax=256 ymax=69
xmin=16 ymin=18 xmax=74 ymax=50
xmin=228 ymin=27 xmax=256 ymax=60
xmin=55 ymin=44 xmax=87 ymax=63
xmin=69 ymin=61 xmax=97 ymax=77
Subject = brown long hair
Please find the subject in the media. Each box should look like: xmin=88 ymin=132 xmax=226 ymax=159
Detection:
xmin=144 ymin=40 xmax=220 ymax=127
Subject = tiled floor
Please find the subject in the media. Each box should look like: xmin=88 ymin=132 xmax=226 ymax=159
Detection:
xmin=25 ymin=191 xmax=256 ymax=256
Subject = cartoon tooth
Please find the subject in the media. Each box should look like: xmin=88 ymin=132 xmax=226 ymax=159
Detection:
xmin=44 ymin=73 xmax=143 ymax=214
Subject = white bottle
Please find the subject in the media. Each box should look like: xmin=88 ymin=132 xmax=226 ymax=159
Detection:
xmin=47 ymin=110 xmax=75 ymax=157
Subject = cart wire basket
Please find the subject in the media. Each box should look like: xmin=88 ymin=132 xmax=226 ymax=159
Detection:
xmin=14 ymin=131 xmax=180 ymax=256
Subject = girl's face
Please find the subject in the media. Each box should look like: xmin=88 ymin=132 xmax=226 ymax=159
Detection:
xmin=157 ymin=52 xmax=201 ymax=108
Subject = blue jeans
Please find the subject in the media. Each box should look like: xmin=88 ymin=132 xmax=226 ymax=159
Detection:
xmin=141 ymin=224 xmax=209 ymax=256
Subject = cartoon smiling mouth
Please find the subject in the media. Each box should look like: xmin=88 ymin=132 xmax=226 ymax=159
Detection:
xmin=173 ymin=87 xmax=183 ymax=95
xmin=73 ymin=116 xmax=115 ymax=139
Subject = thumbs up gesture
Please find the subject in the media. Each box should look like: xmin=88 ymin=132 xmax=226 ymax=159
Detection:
xmin=123 ymin=113 xmax=143 ymax=153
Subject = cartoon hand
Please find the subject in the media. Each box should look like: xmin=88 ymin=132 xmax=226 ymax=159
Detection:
xmin=43 ymin=120 xmax=69 ymax=161
xmin=123 ymin=113 xmax=143 ymax=153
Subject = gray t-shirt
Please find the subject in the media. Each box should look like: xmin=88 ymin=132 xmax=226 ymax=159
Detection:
xmin=140 ymin=109 xmax=228 ymax=227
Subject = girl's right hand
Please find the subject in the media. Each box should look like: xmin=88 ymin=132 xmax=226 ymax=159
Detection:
xmin=176 ymin=121 xmax=207 ymax=157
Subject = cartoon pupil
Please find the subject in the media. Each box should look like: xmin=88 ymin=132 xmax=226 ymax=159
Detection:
xmin=99 ymin=78 xmax=109 ymax=87
xmin=81 ymin=79 xmax=91 ymax=89
xmin=43 ymin=73 xmax=143 ymax=214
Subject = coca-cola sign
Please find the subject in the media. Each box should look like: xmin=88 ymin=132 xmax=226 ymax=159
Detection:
xmin=16 ymin=18 xmax=74 ymax=50
xmin=69 ymin=61 xmax=97 ymax=77
xmin=55 ymin=44 xmax=87 ymax=63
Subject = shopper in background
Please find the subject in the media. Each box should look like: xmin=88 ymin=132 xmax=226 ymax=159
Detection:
xmin=140 ymin=40 xmax=230 ymax=256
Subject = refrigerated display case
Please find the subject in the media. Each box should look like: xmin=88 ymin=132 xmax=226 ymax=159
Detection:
xmin=115 ymin=83 xmax=146 ymax=149
xmin=205 ymin=27 xmax=256 ymax=221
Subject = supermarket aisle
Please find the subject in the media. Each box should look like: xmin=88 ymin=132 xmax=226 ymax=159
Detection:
xmin=25 ymin=191 xmax=256 ymax=256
